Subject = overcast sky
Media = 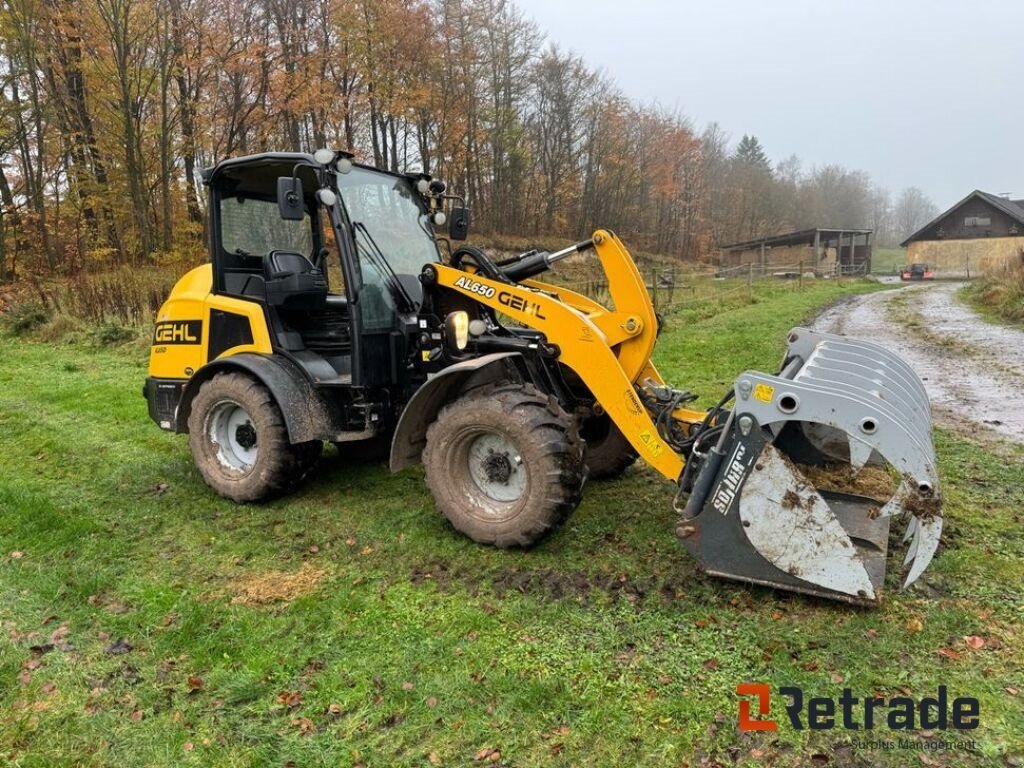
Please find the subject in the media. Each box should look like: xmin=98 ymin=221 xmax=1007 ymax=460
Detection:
xmin=513 ymin=0 xmax=1022 ymax=208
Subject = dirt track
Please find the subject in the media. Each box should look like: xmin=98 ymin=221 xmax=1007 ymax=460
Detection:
xmin=812 ymin=282 xmax=1024 ymax=445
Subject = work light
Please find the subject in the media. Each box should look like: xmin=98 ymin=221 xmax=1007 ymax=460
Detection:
xmin=445 ymin=311 xmax=470 ymax=351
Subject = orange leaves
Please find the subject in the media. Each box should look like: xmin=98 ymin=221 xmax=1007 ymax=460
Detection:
xmin=275 ymin=690 xmax=303 ymax=709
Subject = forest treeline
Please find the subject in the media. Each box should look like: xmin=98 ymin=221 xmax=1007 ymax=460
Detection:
xmin=0 ymin=0 xmax=938 ymax=281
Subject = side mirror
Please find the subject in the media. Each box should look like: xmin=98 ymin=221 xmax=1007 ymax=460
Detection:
xmin=277 ymin=176 xmax=305 ymax=220
xmin=448 ymin=206 xmax=471 ymax=241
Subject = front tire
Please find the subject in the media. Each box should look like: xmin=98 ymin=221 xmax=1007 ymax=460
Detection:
xmin=422 ymin=383 xmax=586 ymax=548
xmin=187 ymin=372 xmax=312 ymax=502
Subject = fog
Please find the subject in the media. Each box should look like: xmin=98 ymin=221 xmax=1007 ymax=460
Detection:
xmin=514 ymin=0 xmax=1023 ymax=208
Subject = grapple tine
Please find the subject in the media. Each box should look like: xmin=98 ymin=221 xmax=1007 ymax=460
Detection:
xmin=904 ymin=516 xmax=942 ymax=587
xmin=903 ymin=514 xmax=918 ymax=543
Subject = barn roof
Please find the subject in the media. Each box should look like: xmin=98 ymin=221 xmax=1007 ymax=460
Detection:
xmin=900 ymin=190 xmax=1024 ymax=246
xmin=720 ymin=227 xmax=871 ymax=252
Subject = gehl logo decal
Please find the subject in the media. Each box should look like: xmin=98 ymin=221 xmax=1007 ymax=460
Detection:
xmin=153 ymin=320 xmax=202 ymax=345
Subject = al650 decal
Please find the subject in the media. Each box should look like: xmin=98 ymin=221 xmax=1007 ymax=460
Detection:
xmin=453 ymin=276 xmax=496 ymax=298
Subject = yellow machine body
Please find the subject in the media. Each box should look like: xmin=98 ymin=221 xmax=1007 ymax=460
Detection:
xmin=148 ymin=264 xmax=272 ymax=381
xmin=436 ymin=229 xmax=705 ymax=482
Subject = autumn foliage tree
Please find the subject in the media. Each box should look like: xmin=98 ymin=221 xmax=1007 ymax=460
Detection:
xmin=0 ymin=0 xmax=929 ymax=281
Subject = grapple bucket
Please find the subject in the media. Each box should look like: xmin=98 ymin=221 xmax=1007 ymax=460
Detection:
xmin=677 ymin=327 xmax=941 ymax=604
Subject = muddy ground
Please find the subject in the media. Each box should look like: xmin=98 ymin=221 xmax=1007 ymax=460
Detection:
xmin=813 ymin=281 xmax=1024 ymax=445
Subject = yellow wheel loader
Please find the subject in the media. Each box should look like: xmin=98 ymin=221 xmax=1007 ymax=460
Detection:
xmin=145 ymin=150 xmax=942 ymax=605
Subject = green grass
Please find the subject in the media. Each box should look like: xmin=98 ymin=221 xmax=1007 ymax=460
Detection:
xmin=960 ymin=264 xmax=1024 ymax=326
xmin=1 ymin=279 xmax=1022 ymax=767
xmin=872 ymin=248 xmax=907 ymax=275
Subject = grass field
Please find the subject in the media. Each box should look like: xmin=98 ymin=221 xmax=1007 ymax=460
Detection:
xmin=1 ymin=279 xmax=1022 ymax=767
xmin=871 ymin=248 xmax=906 ymax=275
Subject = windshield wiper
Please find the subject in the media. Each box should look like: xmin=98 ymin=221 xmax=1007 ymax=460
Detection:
xmin=353 ymin=222 xmax=416 ymax=312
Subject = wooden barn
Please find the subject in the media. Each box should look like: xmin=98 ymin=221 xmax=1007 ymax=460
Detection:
xmin=900 ymin=190 xmax=1024 ymax=276
xmin=719 ymin=228 xmax=873 ymax=276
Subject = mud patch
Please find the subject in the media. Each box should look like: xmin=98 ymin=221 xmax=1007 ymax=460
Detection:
xmin=410 ymin=561 xmax=689 ymax=605
xmin=228 ymin=564 xmax=325 ymax=605
xmin=900 ymin=488 xmax=943 ymax=520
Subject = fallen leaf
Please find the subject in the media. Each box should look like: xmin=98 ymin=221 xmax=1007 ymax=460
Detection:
xmin=864 ymin=629 xmax=878 ymax=640
xmin=703 ymin=658 xmax=720 ymax=670
xmin=290 ymin=717 xmax=314 ymax=735
xmin=830 ymin=672 xmax=844 ymax=684
xmin=18 ymin=671 xmax=32 ymax=685
xmin=1005 ymin=686 xmax=1020 ymax=697
xmin=906 ymin=618 xmax=923 ymax=633
xmin=770 ymin=611 xmax=784 ymax=620
xmin=401 ymin=681 xmax=415 ymax=690
xmin=22 ymin=658 xmax=42 ymax=671
xmin=936 ymin=648 xmax=962 ymax=661
xmin=10 ymin=551 xmax=24 ymax=559
xmin=276 ymin=690 xmax=302 ymax=708
xmin=183 ymin=742 xmax=194 ymax=752
xmin=964 ymin=635 xmax=985 ymax=650
xmin=550 ymin=743 xmax=564 ymax=756
xmin=360 ymin=546 xmax=374 ymax=556
xmin=428 ymin=751 xmax=442 ymax=766
xmin=97 ymin=631 xmax=110 ymax=642
xmin=41 ymin=682 xmax=57 ymax=695
xmin=129 ymin=710 xmax=144 ymax=721
xmin=161 ymin=613 xmax=177 ymax=627
xmin=87 ymin=595 xmax=101 ymax=606
xmin=327 ymin=703 xmax=342 ymax=716
xmin=188 ymin=675 xmax=204 ymax=692
xmin=50 ymin=625 xmax=70 ymax=644
xmin=345 ymin=536 xmax=357 ymax=546
xmin=426 ymin=696 xmax=438 ymax=708
xmin=308 ymin=545 xmax=320 ymax=554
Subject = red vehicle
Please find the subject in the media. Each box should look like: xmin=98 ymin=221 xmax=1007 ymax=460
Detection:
xmin=901 ymin=263 xmax=935 ymax=280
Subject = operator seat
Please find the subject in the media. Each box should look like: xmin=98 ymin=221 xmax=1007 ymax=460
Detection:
xmin=263 ymin=250 xmax=327 ymax=311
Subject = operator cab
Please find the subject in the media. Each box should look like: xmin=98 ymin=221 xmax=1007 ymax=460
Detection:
xmin=203 ymin=151 xmax=456 ymax=391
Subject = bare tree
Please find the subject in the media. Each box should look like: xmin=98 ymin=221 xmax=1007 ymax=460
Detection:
xmin=894 ymin=186 xmax=938 ymax=242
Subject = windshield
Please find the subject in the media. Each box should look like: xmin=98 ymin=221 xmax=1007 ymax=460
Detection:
xmin=337 ymin=168 xmax=439 ymax=275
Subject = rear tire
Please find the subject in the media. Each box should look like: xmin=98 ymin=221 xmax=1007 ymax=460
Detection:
xmin=581 ymin=414 xmax=638 ymax=480
xmin=188 ymin=372 xmax=310 ymax=502
xmin=423 ymin=383 xmax=586 ymax=548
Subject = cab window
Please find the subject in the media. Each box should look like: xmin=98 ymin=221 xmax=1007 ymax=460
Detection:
xmin=220 ymin=197 xmax=313 ymax=258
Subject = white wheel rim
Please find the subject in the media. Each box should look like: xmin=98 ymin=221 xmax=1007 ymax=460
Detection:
xmin=467 ymin=431 xmax=527 ymax=503
xmin=207 ymin=401 xmax=258 ymax=473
